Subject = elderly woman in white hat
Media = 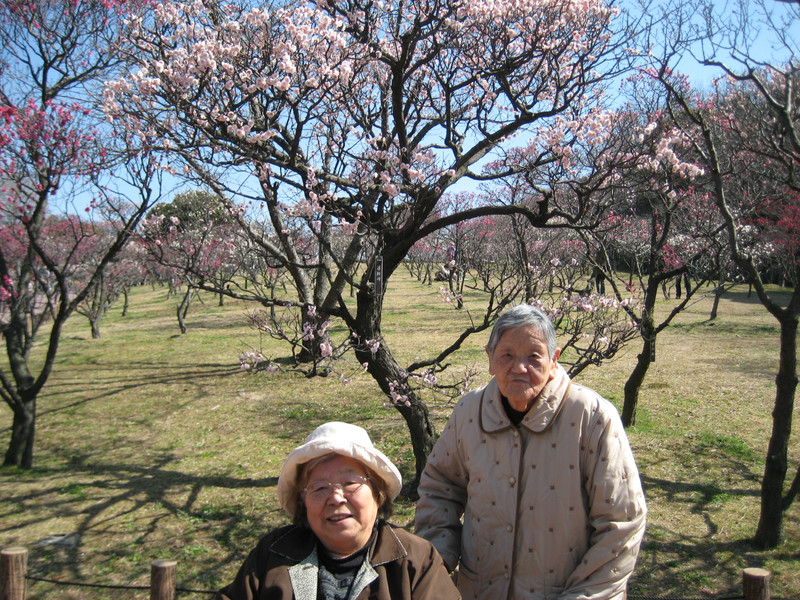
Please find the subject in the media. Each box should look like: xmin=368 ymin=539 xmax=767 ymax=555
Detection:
xmin=216 ymin=422 xmax=460 ymax=600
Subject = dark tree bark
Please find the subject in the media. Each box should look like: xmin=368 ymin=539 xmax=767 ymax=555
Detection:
xmin=709 ymin=284 xmax=724 ymax=321
xmin=4 ymin=394 xmax=36 ymax=468
xmin=753 ymin=312 xmax=798 ymax=548
xmin=177 ymin=287 xmax=192 ymax=334
xmin=352 ymin=271 xmax=436 ymax=492
xmin=622 ymin=331 xmax=654 ymax=427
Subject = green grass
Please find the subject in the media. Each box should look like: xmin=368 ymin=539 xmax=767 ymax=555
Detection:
xmin=697 ymin=433 xmax=758 ymax=463
xmin=1 ymin=274 xmax=799 ymax=599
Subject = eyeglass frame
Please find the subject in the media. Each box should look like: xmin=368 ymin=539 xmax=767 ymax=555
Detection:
xmin=302 ymin=475 xmax=372 ymax=501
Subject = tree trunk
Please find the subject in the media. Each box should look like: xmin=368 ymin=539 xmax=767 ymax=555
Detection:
xmin=360 ymin=342 xmax=436 ymax=494
xmin=709 ymin=279 xmax=726 ymax=321
xmin=393 ymin=396 xmax=436 ymax=496
xmin=622 ymin=276 xmax=659 ymax=428
xmin=353 ymin=281 xmax=437 ymax=494
xmin=90 ymin=317 xmax=102 ymax=339
xmin=3 ymin=396 xmax=36 ymax=468
xmin=448 ymin=270 xmax=463 ymax=309
xmin=86 ymin=275 xmax=105 ymax=338
xmin=177 ymin=287 xmax=192 ymax=334
xmin=753 ymin=315 xmax=797 ymax=548
xmin=709 ymin=288 xmax=722 ymax=321
xmin=296 ymin=304 xmax=332 ymax=366
xmin=622 ymin=335 xmax=654 ymax=427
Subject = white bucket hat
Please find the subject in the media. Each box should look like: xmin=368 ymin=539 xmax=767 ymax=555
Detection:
xmin=277 ymin=422 xmax=403 ymax=516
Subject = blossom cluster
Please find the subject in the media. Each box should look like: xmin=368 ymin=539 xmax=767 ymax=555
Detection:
xmin=0 ymin=99 xmax=101 ymax=221
xmin=637 ymin=123 xmax=706 ymax=186
xmin=0 ymin=275 xmax=15 ymax=303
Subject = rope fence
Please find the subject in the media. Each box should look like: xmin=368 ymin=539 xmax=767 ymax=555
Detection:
xmin=0 ymin=546 xmax=777 ymax=600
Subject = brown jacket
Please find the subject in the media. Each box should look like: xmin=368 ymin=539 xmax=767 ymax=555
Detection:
xmin=216 ymin=520 xmax=460 ymax=600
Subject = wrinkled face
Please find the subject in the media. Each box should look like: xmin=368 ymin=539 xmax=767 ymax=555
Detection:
xmin=301 ymin=455 xmax=379 ymax=558
xmin=487 ymin=324 xmax=560 ymax=412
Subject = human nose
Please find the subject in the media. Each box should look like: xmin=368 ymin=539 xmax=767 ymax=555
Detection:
xmin=326 ymin=485 xmax=347 ymax=502
xmin=509 ymin=356 xmax=527 ymax=372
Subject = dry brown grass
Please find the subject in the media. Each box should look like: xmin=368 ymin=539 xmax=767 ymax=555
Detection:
xmin=1 ymin=274 xmax=798 ymax=599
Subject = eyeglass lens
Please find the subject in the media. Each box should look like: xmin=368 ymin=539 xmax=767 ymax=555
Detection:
xmin=305 ymin=476 xmax=369 ymax=499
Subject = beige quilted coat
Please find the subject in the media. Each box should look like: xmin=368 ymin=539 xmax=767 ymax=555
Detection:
xmin=415 ymin=365 xmax=647 ymax=600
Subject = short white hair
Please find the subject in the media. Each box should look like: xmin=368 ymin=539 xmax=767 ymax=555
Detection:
xmin=486 ymin=304 xmax=557 ymax=359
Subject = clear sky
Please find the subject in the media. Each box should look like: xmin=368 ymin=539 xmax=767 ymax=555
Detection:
xmin=670 ymin=0 xmax=799 ymax=87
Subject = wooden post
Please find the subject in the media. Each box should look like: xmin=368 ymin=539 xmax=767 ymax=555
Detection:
xmin=150 ymin=559 xmax=177 ymax=600
xmin=0 ymin=547 xmax=27 ymax=600
xmin=743 ymin=567 xmax=771 ymax=600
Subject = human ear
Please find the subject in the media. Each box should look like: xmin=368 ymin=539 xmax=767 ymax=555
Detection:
xmin=548 ymin=348 xmax=561 ymax=380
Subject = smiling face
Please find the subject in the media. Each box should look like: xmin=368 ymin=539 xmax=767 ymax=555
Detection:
xmin=301 ymin=455 xmax=379 ymax=558
xmin=487 ymin=324 xmax=561 ymax=412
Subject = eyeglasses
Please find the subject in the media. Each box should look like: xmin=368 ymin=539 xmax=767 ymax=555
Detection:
xmin=303 ymin=475 xmax=370 ymax=500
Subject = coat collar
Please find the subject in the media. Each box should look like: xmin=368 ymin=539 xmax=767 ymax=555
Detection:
xmin=287 ymin=547 xmax=318 ymax=600
xmin=287 ymin=546 xmax=380 ymax=600
xmin=480 ymin=364 xmax=571 ymax=434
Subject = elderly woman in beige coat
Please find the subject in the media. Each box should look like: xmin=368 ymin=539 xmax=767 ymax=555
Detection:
xmin=415 ymin=304 xmax=646 ymax=600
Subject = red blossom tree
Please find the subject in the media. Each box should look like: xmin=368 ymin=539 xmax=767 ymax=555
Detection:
xmin=0 ymin=0 xmax=161 ymax=467
xmin=603 ymin=99 xmax=731 ymax=427
xmin=649 ymin=0 xmax=800 ymax=547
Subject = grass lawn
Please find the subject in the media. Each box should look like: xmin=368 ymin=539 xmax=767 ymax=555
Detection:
xmin=1 ymin=272 xmax=798 ymax=599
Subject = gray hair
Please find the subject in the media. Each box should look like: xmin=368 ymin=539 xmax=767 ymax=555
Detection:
xmin=486 ymin=304 xmax=557 ymax=359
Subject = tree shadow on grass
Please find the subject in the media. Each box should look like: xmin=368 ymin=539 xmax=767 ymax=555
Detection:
xmin=632 ymin=473 xmax=799 ymax=597
xmin=0 ymin=346 xmax=377 ymax=595
xmin=1 ymin=452 xmax=280 ymax=595
xmin=3 ymin=452 xmax=798 ymax=597
xmin=31 ymin=361 xmax=244 ymax=422
xmin=722 ymin=286 xmax=794 ymax=308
